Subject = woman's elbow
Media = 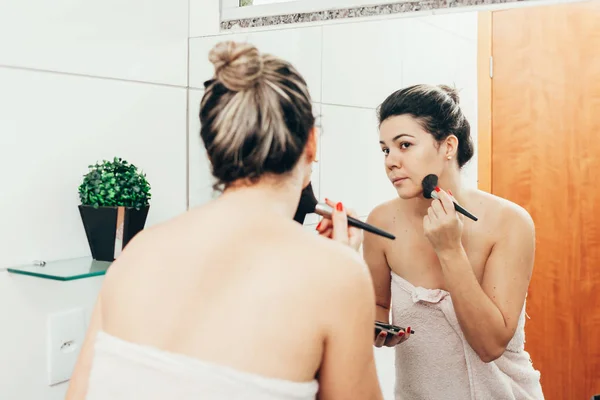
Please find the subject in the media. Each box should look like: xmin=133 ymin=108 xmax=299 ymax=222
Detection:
xmin=475 ymin=339 xmax=508 ymax=363
xmin=477 ymin=348 xmax=504 ymax=363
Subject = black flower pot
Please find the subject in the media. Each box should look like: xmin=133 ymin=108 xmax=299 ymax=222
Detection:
xmin=78 ymin=205 xmax=149 ymax=262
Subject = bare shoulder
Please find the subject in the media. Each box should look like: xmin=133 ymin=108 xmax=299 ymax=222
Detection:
xmin=366 ymin=198 xmax=401 ymax=226
xmin=470 ymin=189 xmax=534 ymax=235
xmin=296 ymin=230 xmax=376 ymax=325
xmin=298 ymin=226 xmax=371 ymax=279
xmin=284 ymin=225 xmax=374 ymax=299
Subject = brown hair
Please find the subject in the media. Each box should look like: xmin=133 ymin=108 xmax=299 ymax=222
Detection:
xmin=377 ymin=84 xmax=474 ymax=168
xmin=199 ymin=41 xmax=315 ymax=191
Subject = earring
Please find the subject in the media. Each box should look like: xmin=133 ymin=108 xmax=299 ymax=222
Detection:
xmin=447 ymin=156 xmax=452 ymax=160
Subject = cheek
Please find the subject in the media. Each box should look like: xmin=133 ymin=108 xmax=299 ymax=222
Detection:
xmin=403 ymin=148 xmax=444 ymax=182
xmin=403 ymin=147 xmax=430 ymax=171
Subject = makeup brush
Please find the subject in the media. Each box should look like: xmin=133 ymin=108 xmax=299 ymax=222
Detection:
xmin=293 ymin=182 xmax=318 ymax=224
xmin=422 ymin=174 xmax=478 ymax=222
xmin=293 ymin=182 xmax=396 ymax=240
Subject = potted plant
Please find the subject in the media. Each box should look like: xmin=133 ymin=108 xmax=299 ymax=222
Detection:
xmin=78 ymin=157 xmax=151 ymax=262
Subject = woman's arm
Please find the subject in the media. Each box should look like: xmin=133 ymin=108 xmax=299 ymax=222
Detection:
xmin=425 ymin=191 xmax=535 ymax=362
xmin=363 ymin=210 xmax=393 ymax=323
xmin=316 ymin=254 xmax=383 ymax=400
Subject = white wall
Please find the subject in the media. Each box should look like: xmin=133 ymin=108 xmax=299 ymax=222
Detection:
xmin=188 ymin=4 xmax=479 ymax=399
xmin=0 ymin=1 xmax=189 ymax=399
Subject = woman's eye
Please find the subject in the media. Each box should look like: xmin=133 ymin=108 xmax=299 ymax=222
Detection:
xmin=400 ymin=142 xmax=412 ymax=149
xmin=381 ymin=148 xmax=390 ymax=156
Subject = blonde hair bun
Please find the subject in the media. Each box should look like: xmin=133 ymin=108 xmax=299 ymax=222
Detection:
xmin=208 ymin=41 xmax=264 ymax=92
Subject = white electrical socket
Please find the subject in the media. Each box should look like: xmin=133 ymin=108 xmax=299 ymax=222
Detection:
xmin=47 ymin=308 xmax=87 ymax=386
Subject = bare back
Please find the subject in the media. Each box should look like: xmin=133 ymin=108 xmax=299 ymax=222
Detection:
xmin=93 ymin=197 xmax=381 ymax=398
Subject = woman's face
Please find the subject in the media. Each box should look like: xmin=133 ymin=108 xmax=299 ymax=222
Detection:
xmin=379 ymin=114 xmax=452 ymax=199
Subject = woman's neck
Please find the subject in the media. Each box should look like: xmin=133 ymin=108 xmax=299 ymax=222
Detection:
xmin=219 ymin=175 xmax=303 ymax=219
xmin=409 ymin=168 xmax=463 ymax=218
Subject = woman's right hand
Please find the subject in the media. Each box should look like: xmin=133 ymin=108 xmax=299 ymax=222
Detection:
xmin=374 ymin=326 xmax=411 ymax=348
xmin=315 ymin=199 xmax=363 ymax=252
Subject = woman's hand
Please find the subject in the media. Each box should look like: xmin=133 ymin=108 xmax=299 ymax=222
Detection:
xmin=423 ymin=189 xmax=464 ymax=254
xmin=316 ymin=198 xmax=363 ymax=251
xmin=374 ymin=326 xmax=411 ymax=348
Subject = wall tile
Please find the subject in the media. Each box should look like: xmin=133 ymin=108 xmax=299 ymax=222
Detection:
xmin=0 ymin=1 xmax=189 ymax=86
xmin=189 ymin=26 xmax=323 ymax=102
xmin=322 ymin=19 xmax=403 ymax=109
xmin=190 ymin=0 xmax=222 ymax=38
xmin=319 ymin=104 xmax=398 ymax=218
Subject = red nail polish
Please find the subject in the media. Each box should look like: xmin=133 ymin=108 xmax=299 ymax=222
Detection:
xmin=406 ymin=326 xmax=411 ymax=334
xmin=336 ymin=202 xmax=343 ymax=211
xmin=316 ymin=221 xmax=322 ymax=230
xmin=397 ymin=331 xmax=405 ymax=337
xmin=434 ymin=187 xmax=441 ymax=192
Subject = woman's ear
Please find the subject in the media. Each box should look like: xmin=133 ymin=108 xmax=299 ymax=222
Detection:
xmin=444 ymin=135 xmax=459 ymax=160
xmin=305 ymin=127 xmax=318 ymax=163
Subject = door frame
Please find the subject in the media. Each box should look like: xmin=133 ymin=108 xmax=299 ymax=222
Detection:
xmin=477 ymin=11 xmax=493 ymax=193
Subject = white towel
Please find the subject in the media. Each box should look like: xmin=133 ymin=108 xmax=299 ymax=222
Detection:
xmin=85 ymin=331 xmax=319 ymax=400
xmin=390 ymin=272 xmax=544 ymax=400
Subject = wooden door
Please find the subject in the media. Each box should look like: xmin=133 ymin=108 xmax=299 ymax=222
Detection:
xmin=480 ymin=1 xmax=600 ymax=399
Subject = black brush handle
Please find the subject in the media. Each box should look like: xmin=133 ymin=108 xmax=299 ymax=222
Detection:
xmin=431 ymin=191 xmax=478 ymax=222
xmin=454 ymin=202 xmax=478 ymax=222
xmin=347 ymin=215 xmax=396 ymax=240
xmin=314 ymin=203 xmax=396 ymax=240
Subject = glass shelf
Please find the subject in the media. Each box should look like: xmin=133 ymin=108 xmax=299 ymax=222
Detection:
xmin=7 ymin=257 xmax=111 ymax=281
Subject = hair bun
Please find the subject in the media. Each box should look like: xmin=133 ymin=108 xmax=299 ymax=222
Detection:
xmin=209 ymin=41 xmax=264 ymax=92
xmin=438 ymin=84 xmax=460 ymax=104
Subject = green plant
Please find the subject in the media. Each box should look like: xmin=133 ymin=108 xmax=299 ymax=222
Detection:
xmin=78 ymin=157 xmax=151 ymax=209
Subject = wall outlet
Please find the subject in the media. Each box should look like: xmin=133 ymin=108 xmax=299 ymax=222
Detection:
xmin=47 ymin=308 xmax=87 ymax=386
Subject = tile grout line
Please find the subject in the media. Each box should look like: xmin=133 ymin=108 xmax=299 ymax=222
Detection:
xmin=318 ymin=25 xmax=325 ymax=200
xmin=0 ymin=64 xmax=188 ymax=90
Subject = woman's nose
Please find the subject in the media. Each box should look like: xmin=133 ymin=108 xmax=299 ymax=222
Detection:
xmin=385 ymin=152 xmax=401 ymax=170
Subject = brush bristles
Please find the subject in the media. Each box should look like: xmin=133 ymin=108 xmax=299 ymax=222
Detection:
xmin=422 ymin=174 xmax=439 ymax=199
xmin=293 ymin=182 xmax=318 ymax=223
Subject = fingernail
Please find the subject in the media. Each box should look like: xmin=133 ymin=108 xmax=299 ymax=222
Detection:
xmin=397 ymin=331 xmax=405 ymax=337
xmin=325 ymin=198 xmax=330 ymax=203
xmin=448 ymin=190 xmax=453 ymax=196
xmin=434 ymin=187 xmax=441 ymax=192
xmin=336 ymin=202 xmax=343 ymax=211
xmin=406 ymin=326 xmax=411 ymax=334
xmin=316 ymin=221 xmax=322 ymax=230
xmin=379 ymin=331 xmax=386 ymax=337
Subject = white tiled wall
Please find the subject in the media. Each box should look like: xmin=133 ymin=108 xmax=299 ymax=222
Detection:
xmin=188 ymin=26 xmax=323 ymax=101
xmin=319 ymin=104 xmax=398 ymax=217
xmin=322 ymin=19 xmax=405 ymax=109
xmin=0 ymin=1 xmax=189 ymax=86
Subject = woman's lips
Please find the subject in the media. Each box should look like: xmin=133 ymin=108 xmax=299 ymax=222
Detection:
xmin=392 ymin=177 xmax=407 ymax=186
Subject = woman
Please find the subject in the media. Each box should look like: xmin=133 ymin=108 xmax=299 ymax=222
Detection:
xmin=66 ymin=41 xmax=385 ymax=400
xmin=363 ymin=84 xmax=544 ymax=399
